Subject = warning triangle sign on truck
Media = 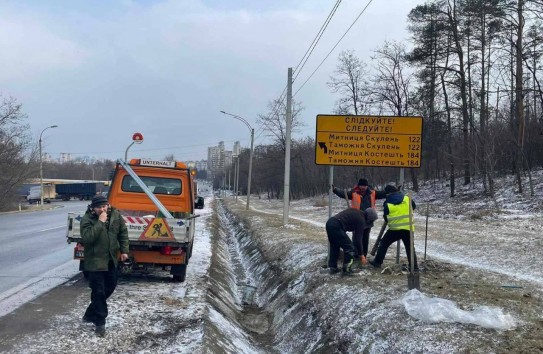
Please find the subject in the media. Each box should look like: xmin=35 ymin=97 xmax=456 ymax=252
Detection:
xmin=139 ymin=218 xmax=175 ymax=240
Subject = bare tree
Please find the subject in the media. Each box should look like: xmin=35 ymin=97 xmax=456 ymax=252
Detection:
xmin=327 ymin=50 xmax=367 ymax=115
xmin=363 ymin=41 xmax=414 ymax=116
xmin=362 ymin=41 xmax=421 ymax=191
xmin=257 ymin=98 xmax=304 ymax=151
xmin=0 ymin=96 xmax=37 ymax=210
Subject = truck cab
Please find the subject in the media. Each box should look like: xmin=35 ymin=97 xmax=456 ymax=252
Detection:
xmin=110 ymin=159 xmax=197 ymax=217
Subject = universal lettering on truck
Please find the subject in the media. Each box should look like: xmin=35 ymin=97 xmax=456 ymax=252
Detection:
xmin=66 ymin=158 xmax=200 ymax=282
xmin=140 ymin=160 xmax=176 ymax=168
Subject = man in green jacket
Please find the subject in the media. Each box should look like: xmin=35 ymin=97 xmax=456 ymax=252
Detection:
xmin=80 ymin=195 xmax=129 ymax=337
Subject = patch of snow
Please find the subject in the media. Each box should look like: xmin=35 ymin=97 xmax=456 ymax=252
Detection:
xmin=401 ymin=289 xmax=517 ymax=330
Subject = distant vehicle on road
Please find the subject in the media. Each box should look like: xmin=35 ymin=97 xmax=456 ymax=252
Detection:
xmin=55 ymin=183 xmax=108 ymax=201
xmin=27 ymin=185 xmax=55 ymax=204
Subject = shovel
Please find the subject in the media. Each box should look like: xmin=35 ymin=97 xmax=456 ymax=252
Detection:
xmin=370 ymin=221 xmax=387 ymax=256
xmin=408 ymin=272 xmax=420 ymax=290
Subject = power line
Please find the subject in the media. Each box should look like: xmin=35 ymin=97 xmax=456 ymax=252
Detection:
xmin=259 ymin=1 xmax=343 ymax=136
xmin=293 ymin=0 xmax=342 ymax=83
xmin=240 ymin=1 xmax=343 ymax=148
xmin=293 ymin=0 xmax=375 ymax=97
xmin=264 ymin=2 xmax=342 ymax=124
xmin=49 ymin=140 xmax=245 ymax=156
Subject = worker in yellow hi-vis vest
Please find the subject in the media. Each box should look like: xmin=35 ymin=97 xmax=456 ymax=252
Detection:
xmin=369 ymin=185 xmax=418 ymax=271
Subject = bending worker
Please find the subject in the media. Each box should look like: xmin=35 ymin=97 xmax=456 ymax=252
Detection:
xmin=332 ymin=178 xmax=386 ymax=264
xmin=369 ymin=185 xmax=418 ymax=270
xmin=326 ymin=207 xmax=378 ymax=274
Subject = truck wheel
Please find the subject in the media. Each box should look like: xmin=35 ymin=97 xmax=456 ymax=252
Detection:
xmin=171 ymin=264 xmax=187 ymax=282
xmin=172 ymin=274 xmax=185 ymax=282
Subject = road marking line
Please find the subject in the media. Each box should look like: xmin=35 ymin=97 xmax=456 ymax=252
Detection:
xmin=39 ymin=226 xmax=65 ymax=232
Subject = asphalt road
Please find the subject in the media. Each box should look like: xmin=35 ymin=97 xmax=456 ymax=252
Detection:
xmin=0 ymin=200 xmax=88 ymax=294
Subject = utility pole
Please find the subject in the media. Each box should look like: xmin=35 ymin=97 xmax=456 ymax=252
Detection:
xmin=283 ymin=67 xmax=293 ymax=225
xmin=235 ymin=155 xmax=239 ymax=201
xmin=247 ymin=128 xmax=254 ymax=210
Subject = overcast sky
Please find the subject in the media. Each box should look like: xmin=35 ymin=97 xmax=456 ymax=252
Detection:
xmin=1 ymin=0 xmax=423 ymax=162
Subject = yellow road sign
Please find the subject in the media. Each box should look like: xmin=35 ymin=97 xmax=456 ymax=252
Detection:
xmin=139 ymin=218 xmax=175 ymax=240
xmin=315 ymin=115 xmax=423 ymax=167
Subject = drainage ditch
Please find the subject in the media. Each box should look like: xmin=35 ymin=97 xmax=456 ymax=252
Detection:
xmin=202 ymin=199 xmax=276 ymax=353
xmin=201 ymin=199 xmax=344 ymax=353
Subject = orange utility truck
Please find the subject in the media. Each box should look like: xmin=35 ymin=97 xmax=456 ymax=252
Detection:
xmin=66 ymin=158 xmax=201 ymax=282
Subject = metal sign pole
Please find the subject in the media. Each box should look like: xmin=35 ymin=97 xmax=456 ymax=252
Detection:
xmin=327 ymin=166 xmax=334 ymax=268
xmin=396 ymin=168 xmax=405 ymax=264
xmin=424 ymin=202 xmax=429 ymax=260
xmin=407 ymin=191 xmax=420 ymax=290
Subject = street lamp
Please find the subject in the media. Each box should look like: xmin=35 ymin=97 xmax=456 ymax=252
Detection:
xmin=39 ymin=125 xmax=58 ymax=206
xmin=220 ymin=110 xmax=254 ymax=210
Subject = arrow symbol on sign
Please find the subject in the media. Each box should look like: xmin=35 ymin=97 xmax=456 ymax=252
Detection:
xmin=318 ymin=142 xmax=328 ymax=154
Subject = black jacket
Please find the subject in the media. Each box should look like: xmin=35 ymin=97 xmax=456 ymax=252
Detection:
xmin=331 ymin=208 xmax=368 ymax=240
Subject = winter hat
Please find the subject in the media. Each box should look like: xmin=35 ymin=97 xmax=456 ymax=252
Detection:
xmin=365 ymin=207 xmax=378 ymax=223
xmin=90 ymin=195 xmax=108 ymax=208
xmin=384 ymin=185 xmax=398 ymax=195
xmin=358 ymin=178 xmax=369 ymax=186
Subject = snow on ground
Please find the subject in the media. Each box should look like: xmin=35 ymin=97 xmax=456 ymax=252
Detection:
xmin=236 ymin=168 xmax=543 ymax=287
xmin=215 ymin=170 xmax=543 ymax=352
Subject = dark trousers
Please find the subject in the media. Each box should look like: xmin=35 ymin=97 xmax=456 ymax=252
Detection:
xmin=353 ymin=227 xmax=371 ymax=258
xmin=326 ymin=218 xmax=355 ymax=269
xmin=374 ymin=229 xmax=418 ymax=269
xmin=84 ymin=262 xmax=117 ymax=326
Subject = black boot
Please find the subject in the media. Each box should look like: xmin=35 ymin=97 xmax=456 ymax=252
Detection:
xmin=95 ymin=325 xmax=106 ymax=337
xmin=329 ymin=267 xmax=340 ymax=275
